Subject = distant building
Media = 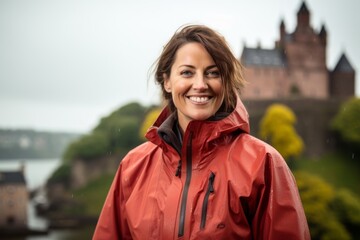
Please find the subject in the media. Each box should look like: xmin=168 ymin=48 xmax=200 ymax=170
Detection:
xmin=241 ymin=1 xmax=355 ymax=100
xmin=0 ymin=167 xmax=28 ymax=230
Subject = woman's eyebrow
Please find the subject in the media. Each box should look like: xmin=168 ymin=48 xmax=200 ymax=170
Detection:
xmin=178 ymin=65 xmax=218 ymax=70
xmin=205 ymin=65 xmax=218 ymax=70
xmin=178 ymin=64 xmax=195 ymax=69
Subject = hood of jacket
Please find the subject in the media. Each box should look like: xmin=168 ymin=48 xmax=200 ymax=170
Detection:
xmin=145 ymin=97 xmax=250 ymax=156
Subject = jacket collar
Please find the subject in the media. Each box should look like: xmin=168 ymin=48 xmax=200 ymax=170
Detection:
xmin=145 ymin=97 xmax=250 ymax=153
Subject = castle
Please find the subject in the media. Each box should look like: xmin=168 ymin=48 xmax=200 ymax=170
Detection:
xmin=240 ymin=1 xmax=355 ymax=100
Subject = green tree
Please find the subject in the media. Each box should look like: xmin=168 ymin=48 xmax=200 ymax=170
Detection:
xmin=47 ymin=164 xmax=72 ymax=188
xmin=331 ymin=97 xmax=360 ymax=149
xmin=259 ymin=104 xmax=304 ymax=161
xmin=93 ymin=102 xmax=146 ymax=155
xmin=62 ymin=102 xmax=147 ymax=161
xmin=95 ymin=102 xmax=145 ymax=131
xmin=63 ymin=131 xmax=110 ymax=161
xmin=96 ymin=116 xmax=142 ymax=154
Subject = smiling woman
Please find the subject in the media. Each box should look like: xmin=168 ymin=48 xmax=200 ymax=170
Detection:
xmin=93 ymin=25 xmax=310 ymax=240
xmin=163 ymin=42 xmax=224 ymax=133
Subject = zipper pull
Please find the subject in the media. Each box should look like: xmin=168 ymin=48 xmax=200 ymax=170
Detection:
xmin=209 ymin=172 xmax=215 ymax=193
xmin=175 ymin=160 xmax=182 ymax=177
xmin=200 ymin=172 xmax=216 ymax=230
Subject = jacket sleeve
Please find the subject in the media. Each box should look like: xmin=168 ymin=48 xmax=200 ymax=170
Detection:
xmin=251 ymin=151 xmax=311 ymax=240
xmin=92 ymin=163 xmax=132 ymax=240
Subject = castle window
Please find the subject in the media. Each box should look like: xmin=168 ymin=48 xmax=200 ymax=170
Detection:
xmin=290 ymin=84 xmax=301 ymax=96
xmin=7 ymin=216 xmax=15 ymax=226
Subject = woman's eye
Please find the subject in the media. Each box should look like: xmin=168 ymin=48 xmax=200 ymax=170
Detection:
xmin=180 ymin=70 xmax=193 ymax=77
xmin=206 ymin=70 xmax=220 ymax=78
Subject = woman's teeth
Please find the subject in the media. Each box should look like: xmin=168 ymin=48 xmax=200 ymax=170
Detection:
xmin=189 ymin=96 xmax=210 ymax=103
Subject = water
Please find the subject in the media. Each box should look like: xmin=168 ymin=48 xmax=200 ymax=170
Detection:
xmin=0 ymin=158 xmax=61 ymax=191
xmin=0 ymin=159 xmax=94 ymax=239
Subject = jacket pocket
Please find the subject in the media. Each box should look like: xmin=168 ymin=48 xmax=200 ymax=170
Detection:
xmin=200 ymin=172 xmax=216 ymax=230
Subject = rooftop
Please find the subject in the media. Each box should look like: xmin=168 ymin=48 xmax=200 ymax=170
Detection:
xmin=333 ymin=54 xmax=355 ymax=73
xmin=241 ymin=47 xmax=286 ymax=67
xmin=0 ymin=171 xmax=26 ymax=185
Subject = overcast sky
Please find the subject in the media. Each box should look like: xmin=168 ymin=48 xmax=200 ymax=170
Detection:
xmin=1 ymin=0 xmax=359 ymax=133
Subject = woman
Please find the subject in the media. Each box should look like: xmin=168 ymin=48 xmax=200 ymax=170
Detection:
xmin=93 ymin=25 xmax=310 ymax=240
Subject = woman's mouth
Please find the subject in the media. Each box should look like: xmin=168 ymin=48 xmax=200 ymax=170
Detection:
xmin=188 ymin=96 xmax=212 ymax=104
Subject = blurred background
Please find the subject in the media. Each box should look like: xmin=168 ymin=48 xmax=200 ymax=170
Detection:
xmin=0 ymin=0 xmax=359 ymax=239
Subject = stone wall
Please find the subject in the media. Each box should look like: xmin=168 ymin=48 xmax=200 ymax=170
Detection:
xmin=243 ymin=98 xmax=343 ymax=158
xmin=71 ymin=155 xmax=121 ymax=189
xmin=0 ymin=185 xmax=28 ymax=229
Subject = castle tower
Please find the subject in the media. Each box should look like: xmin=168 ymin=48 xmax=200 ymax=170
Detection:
xmin=330 ymin=53 xmax=355 ymax=98
xmin=296 ymin=2 xmax=310 ymax=31
xmin=283 ymin=1 xmax=328 ymax=98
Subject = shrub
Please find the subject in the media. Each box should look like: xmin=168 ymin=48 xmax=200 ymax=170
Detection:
xmin=294 ymin=171 xmax=354 ymax=240
xmin=63 ymin=131 xmax=110 ymax=161
xmin=260 ymin=104 xmax=304 ymax=160
xmin=331 ymin=97 xmax=360 ymax=149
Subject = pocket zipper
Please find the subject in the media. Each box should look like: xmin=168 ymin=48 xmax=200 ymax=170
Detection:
xmin=200 ymin=172 xmax=216 ymax=229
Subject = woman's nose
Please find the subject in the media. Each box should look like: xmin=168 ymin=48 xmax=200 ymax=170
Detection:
xmin=193 ymin=75 xmax=208 ymax=90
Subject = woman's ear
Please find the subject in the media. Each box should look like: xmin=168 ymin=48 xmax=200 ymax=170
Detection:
xmin=164 ymin=74 xmax=172 ymax=93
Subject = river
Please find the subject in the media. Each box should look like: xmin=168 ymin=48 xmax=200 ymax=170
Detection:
xmin=0 ymin=159 xmax=94 ymax=240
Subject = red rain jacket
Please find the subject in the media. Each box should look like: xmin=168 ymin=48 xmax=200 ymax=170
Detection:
xmin=93 ymin=99 xmax=310 ymax=240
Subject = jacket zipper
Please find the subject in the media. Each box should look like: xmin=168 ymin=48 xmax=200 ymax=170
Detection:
xmin=178 ymin=132 xmax=193 ymax=237
xmin=175 ymin=160 xmax=182 ymax=177
xmin=200 ymin=172 xmax=215 ymax=230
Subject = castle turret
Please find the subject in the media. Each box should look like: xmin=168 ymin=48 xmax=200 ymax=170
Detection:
xmin=319 ymin=24 xmax=327 ymax=46
xmin=275 ymin=19 xmax=286 ymax=48
xmin=293 ymin=1 xmax=316 ymax=44
xmin=297 ymin=2 xmax=310 ymax=30
xmin=280 ymin=19 xmax=285 ymax=44
xmin=330 ymin=53 xmax=355 ymax=98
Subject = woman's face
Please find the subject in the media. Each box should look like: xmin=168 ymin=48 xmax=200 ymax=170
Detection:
xmin=164 ymin=42 xmax=224 ymax=133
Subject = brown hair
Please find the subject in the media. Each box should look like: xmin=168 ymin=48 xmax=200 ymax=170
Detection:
xmin=154 ymin=24 xmax=245 ymax=112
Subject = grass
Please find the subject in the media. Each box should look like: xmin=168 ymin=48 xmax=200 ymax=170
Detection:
xmin=73 ymin=174 xmax=115 ymax=216
xmin=294 ymin=151 xmax=360 ymax=196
